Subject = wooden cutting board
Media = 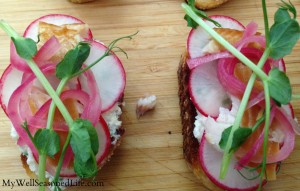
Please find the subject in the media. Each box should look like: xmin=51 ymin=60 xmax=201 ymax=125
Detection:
xmin=1 ymin=0 xmax=300 ymax=190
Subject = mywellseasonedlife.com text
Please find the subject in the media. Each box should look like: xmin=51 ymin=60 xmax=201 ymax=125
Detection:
xmin=2 ymin=179 xmax=104 ymax=189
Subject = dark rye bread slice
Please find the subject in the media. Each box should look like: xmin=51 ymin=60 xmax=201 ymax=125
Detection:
xmin=178 ymin=52 xmax=221 ymax=191
xmin=20 ymin=102 xmax=125 ymax=182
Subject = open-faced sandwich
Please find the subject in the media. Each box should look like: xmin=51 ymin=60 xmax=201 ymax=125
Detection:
xmin=0 ymin=14 xmax=134 ymax=190
xmin=179 ymin=0 xmax=300 ymax=190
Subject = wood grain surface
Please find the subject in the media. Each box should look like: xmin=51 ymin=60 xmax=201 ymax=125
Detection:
xmin=0 ymin=0 xmax=300 ymax=190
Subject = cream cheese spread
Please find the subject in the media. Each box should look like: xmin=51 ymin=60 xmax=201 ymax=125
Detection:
xmin=193 ymin=96 xmax=240 ymax=151
xmin=193 ymin=95 xmax=288 ymax=151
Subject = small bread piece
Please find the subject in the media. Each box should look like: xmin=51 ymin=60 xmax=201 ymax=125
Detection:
xmin=191 ymin=0 xmax=230 ymax=10
xmin=178 ymin=52 xmax=222 ymax=191
xmin=136 ymin=95 xmax=157 ymax=119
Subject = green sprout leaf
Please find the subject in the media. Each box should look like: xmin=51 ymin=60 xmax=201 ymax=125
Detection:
xmin=86 ymin=125 xmax=99 ymax=156
xmin=74 ymin=154 xmax=98 ymax=179
xmin=184 ymin=0 xmax=221 ymax=29
xmin=70 ymin=120 xmax=92 ymax=163
xmin=34 ymin=129 xmax=60 ymax=157
xmin=70 ymin=119 xmax=99 ymax=179
xmin=77 ymin=119 xmax=99 ymax=155
xmin=269 ymin=8 xmax=300 ymax=59
xmin=11 ymin=37 xmax=37 ymax=60
xmin=277 ymin=0 xmax=297 ymax=19
xmin=268 ymin=68 xmax=292 ymax=104
xmin=184 ymin=14 xmax=199 ymax=29
xmin=274 ymin=8 xmax=291 ymax=24
xmin=70 ymin=119 xmax=99 ymax=161
xmin=56 ymin=42 xmax=90 ymax=79
xmin=219 ymin=126 xmax=252 ymax=152
xmin=269 ymin=19 xmax=300 ymax=59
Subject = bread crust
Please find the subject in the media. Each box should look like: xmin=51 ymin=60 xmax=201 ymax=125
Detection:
xmin=187 ymin=0 xmax=230 ymax=10
xmin=178 ymin=52 xmax=222 ymax=191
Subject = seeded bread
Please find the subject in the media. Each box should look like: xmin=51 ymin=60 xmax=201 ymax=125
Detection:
xmin=178 ymin=52 xmax=222 ymax=191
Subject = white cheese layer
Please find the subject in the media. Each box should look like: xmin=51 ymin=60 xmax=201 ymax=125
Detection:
xmin=10 ymin=103 xmax=123 ymax=190
xmin=102 ymin=103 xmax=123 ymax=145
xmin=193 ymin=96 xmax=289 ymax=151
xmin=193 ymin=96 xmax=240 ymax=151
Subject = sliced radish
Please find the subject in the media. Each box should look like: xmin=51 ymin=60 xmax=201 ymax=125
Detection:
xmin=189 ymin=61 xmax=230 ymax=117
xmin=187 ymin=16 xmax=245 ymax=117
xmin=199 ymin=136 xmax=262 ymax=191
xmin=84 ymin=40 xmax=126 ymax=112
xmin=23 ymin=14 xmax=93 ymax=41
xmin=0 ymin=65 xmax=23 ymax=113
xmin=188 ymin=15 xmax=245 ymax=59
xmin=96 ymin=117 xmax=111 ymax=166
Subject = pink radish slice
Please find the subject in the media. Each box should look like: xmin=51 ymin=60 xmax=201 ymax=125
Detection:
xmin=96 ymin=116 xmax=111 ymax=166
xmin=199 ymin=136 xmax=262 ymax=191
xmin=23 ymin=14 xmax=93 ymax=41
xmin=0 ymin=65 xmax=23 ymax=113
xmin=84 ymin=40 xmax=125 ymax=113
xmin=189 ymin=61 xmax=230 ymax=117
xmin=187 ymin=15 xmax=245 ymax=59
xmin=77 ymin=64 xmax=102 ymax=126
xmin=187 ymin=16 xmax=245 ymax=117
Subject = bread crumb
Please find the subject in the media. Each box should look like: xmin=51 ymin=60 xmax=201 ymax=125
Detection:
xmin=136 ymin=95 xmax=157 ymax=119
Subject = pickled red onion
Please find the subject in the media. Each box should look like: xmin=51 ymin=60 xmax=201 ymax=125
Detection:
xmin=34 ymin=36 xmax=61 ymax=66
xmin=26 ymin=89 xmax=89 ymax=132
xmin=7 ymin=66 xmax=55 ymax=158
xmin=235 ymin=107 xmax=295 ymax=168
xmin=10 ymin=36 xmax=61 ymax=72
xmin=235 ymin=107 xmax=276 ymax=170
xmin=187 ymin=51 xmax=232 ymax=69
xmin=187 ymin=21 xmax=263 ymax=70
xmin=217 ymin=48 xmax=272 ymax=98
xmin=10 ymin=41 xmax=31 ymax=72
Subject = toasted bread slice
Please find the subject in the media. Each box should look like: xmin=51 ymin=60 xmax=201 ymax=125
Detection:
xmin=178 ymin=52 xmax=222 ymax=190
xmin=189 ymin=0 xmax=230 ymax=10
